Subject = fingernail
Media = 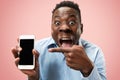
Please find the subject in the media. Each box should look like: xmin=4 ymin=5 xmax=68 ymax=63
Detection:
xmin=48 ymin=48 xmax=52 ymax=52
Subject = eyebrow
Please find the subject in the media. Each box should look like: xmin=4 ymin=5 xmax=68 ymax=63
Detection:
xmin=69 ymin=14 xmax=77 ymax=18
xmin=53 ymin=15 xmax=60 ymax=18
xmin=53 ymin=14 xmax=77 ymax=19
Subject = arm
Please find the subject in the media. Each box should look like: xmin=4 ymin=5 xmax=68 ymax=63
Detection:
xmin=49 ymin=45 xmax=106 ymax=80
xmin=84 ymin=49 xmax=106 ymax=80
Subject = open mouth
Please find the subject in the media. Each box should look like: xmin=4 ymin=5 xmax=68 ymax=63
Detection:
xmin=59 ymin=37 xmax=73 ymax=47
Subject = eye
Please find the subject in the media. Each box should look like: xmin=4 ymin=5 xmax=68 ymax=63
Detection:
xmin=54 ymin=21 xmax=61 ymax=26
xmin=68 ymin=20 xmax=76 ymax=26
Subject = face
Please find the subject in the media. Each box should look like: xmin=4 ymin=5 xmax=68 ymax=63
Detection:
xmin=51 ymin=7 xmax=83 ymax=47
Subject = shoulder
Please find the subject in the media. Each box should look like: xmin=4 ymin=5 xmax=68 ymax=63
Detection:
xmin=81 ymin=39 xmax=104 ymax=62
xmin=81 ymin=39 xmax=100 ymax=50
xmin=35 ymin=37 xmax=52 ymax=45
xmin=35 ymin=37 xmax=54 ymax=50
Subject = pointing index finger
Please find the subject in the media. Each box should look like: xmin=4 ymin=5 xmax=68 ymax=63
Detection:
xmin=48 ymin=47 xmax=71 ymax=53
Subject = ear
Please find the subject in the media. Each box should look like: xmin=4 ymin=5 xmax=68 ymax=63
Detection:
xmin=81 ymin=23 xmax=83 ymax=33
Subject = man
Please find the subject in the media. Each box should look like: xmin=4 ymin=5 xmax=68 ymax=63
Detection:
xmin=12 ymin=1 xmax=106 ymax=80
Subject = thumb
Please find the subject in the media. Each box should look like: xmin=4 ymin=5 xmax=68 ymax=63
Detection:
xmin=33 ymin=49 xmax=39 ymax=71
xmin=32 ymin=49 xmax=39 ymax=61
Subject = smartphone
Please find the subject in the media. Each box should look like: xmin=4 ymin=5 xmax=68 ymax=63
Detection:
xmin=18 ymin=35 xmax=35 ymax=69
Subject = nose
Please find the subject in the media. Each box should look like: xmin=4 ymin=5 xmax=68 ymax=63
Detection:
xmin=59 ymin=24 xmax=71 ymax=33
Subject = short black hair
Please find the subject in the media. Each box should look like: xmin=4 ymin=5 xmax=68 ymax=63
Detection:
xmin=52 ymin=1 xmax=81 ymax=22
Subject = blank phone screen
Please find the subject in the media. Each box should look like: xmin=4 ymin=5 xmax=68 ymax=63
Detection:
xmin=19 ymin=39 xmax=34 ymax=65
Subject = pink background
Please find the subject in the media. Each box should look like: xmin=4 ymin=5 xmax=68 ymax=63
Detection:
xmin=0 ymin=0 xmax=120 ymax=80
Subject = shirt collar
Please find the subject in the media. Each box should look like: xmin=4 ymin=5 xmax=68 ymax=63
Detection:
xmin=47 ymin=37 xmax=57 ymax=49
xmin=79 ymin=38 xmax=82 ymax=46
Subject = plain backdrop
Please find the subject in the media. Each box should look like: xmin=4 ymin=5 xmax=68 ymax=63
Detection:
xmin=0 ymin=0 xmax=120 ymax=80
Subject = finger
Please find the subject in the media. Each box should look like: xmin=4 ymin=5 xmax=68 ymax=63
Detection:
xmin=66 ymin=59 xmax=78 ymax=69
xmin=64 ymin=52 xmax=73 ymax=58
xmin=15 ymin=57 xmax=20 ymax=67
xmin=11 ymin=47 xmax=19 ymax=58
xmin=32 ymin=49 xmax=39 ymax=70
xmin=12 ymin=45 xmax=22 ymax=58
xmin=32 ymin=49 xmax=39 ymax=61
xmin=65 ymin=56 xmax=74 ymax=63
xmin=48 ymin=47 xmax=71 ymax=53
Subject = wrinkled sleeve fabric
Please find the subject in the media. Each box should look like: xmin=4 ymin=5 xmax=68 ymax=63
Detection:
xmin=83 ymin=48 xmax=106 ymax=80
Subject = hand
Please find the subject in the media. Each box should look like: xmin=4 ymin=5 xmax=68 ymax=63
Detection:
xmin=49 ymin=45 xmax=94 ymax=77
xmin=11 ymin=45 xmax=39 ymax=80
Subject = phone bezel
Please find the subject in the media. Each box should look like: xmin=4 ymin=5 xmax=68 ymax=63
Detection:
xmin=18 ymin=35 xmax=35 ymax=70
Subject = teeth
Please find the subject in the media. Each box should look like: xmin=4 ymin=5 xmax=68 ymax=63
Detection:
xmin=61 ymin=38 xmax=71 ymax=40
